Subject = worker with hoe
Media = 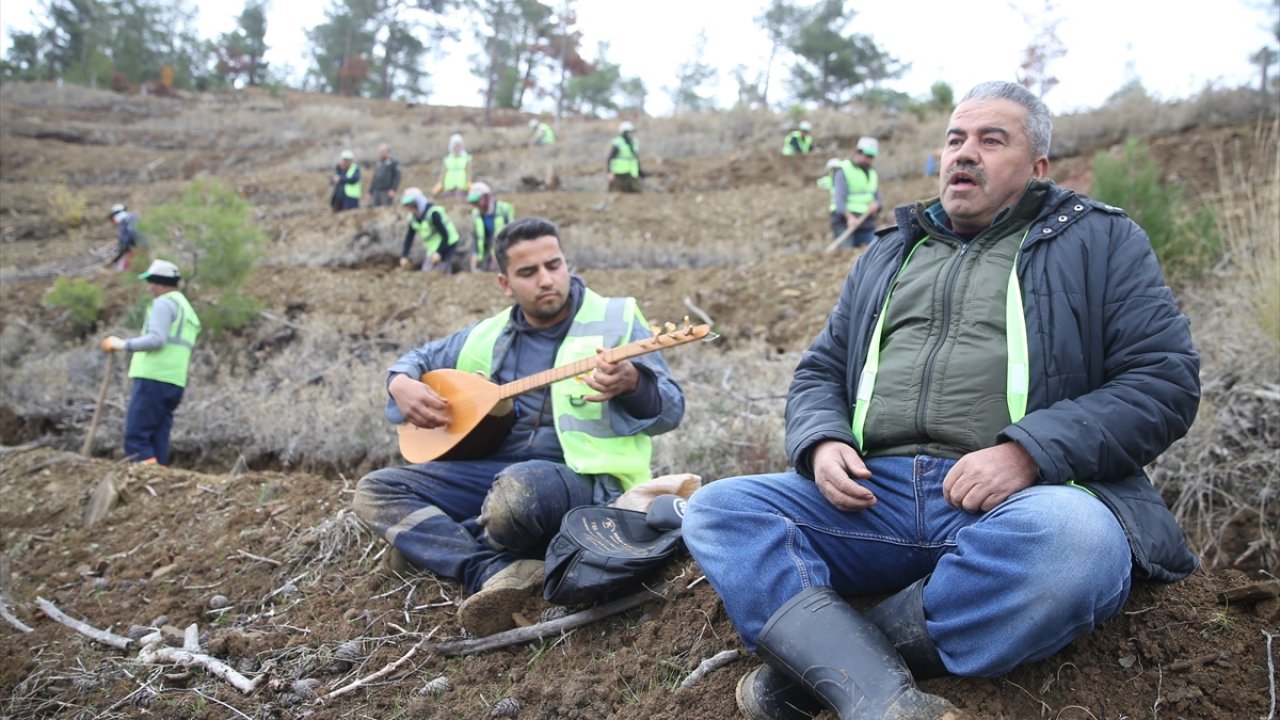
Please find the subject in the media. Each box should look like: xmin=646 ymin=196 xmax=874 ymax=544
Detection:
xmin=434 ymin=133 xmax=472 ymax=200
xmin=782 ymin=120 xmax=814 ymax=156
xmin=353 ymin=216 xmax=685 ymax=636
xmin=683 ymin=80 xmax=1200 ymax=720
xmin=607 ymin=121 xmax=643 ymax=193
xmin=101 ymin=259 xmax=202 ymax=466
xmin=828 ymin=136 xmax=883 ymax=249
xmin=466 ymin=181 xmax=515 ymax=272
xmin=330 ymin=149 xmax=361 ymax=212
xmin=399 ymin=187 xmax=461 ymax=274
xmin=105 ymin=203 xmax=143 ymax=271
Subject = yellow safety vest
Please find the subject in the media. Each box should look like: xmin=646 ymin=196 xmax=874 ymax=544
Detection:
xmin=409 ymin=204 xmax=460 ymax=256
xmin=609 ymin=137 xmax=639 ymax=177
xmin=456 ymin=289 xmax=652 ymax=489
xmin=442 ymin=153 xmax=470 ymax=191
xmin=128 ymin=291 xmax=201 ymax=388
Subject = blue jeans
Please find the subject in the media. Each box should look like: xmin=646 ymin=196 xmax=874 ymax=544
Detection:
xmin=354 ymin=459 xmax=622 ymax=593
xmin=683 ymin=455 xmax=1132 ymax=677
xmin=124 ymin=378 xmax=184 ymax=464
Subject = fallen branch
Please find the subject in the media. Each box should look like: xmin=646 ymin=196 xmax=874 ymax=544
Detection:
xmin=1 ymin=603 xmax=33 ymax=634
xmin=432 ymin=582 xmax=670 ymax=657
xmin=1167 ymin=651 xmax=1230 ymax=672
xmin=1264 ymin=630 xmax=1276 ymax=720
xmin=679 ymin=649 xmax=741 ymax=689
xmin=235 ymin=549 xmax=283 ymax=567
xmin=319 ymin=627 xmax=437 ymax=703
xmin=138 ymin=643 xmax=264 ymax=694
xmin=1217 ymin=581 xmax=1279 ymax=606
xmin=36 ymin=596 xmax=133 ymax=650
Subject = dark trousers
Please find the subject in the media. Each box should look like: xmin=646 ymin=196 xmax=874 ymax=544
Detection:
xmin=124 ymin=378 xmax=185 ymax=465
xmin=354 ymin=459 xmax=622 ymax=593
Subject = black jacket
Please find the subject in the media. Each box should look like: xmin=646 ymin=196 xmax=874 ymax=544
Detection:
xmin=785 ymin=182 xmax=1200 ymax=581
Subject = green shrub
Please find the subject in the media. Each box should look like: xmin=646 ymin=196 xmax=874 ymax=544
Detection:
xmin=44 ymin=277 xmax=103 ymax=331
xmin=1091 ymin=138 xmax=1222 ymax=284
xmin=141 ymin=178 xmax=267 ymax=335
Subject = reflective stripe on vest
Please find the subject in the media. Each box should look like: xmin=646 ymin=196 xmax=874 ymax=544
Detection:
xmin=128 ymin=291 xmax=201 ymax=388
xmin=851 ymin=233 xmax=1030 ymax=447
xmin=455 ymin=289 xmax=652 ymax=489
xmin=610 ymin=137 xmax=639 ymax=177
xmin=472 ymin=201 xmax=514 ymax=260
xmin=443 ymin=153 xmax=470 ymax=191
xmin=409 ymin=204 xmax=459 ymax=256
xmin=343 ymin=163 xmax=361 ymax=199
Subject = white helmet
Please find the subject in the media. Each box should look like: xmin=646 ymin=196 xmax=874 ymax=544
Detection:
xmin=339 ymin=149 xmax=354 ymax=161
xmin=619 ymin=121 xmax=635 ymax=134
xmin=449 ymin=133 xmax=464 ymax=149
xmin=856 ymin=136 xmax=879 ymax=157
xmin=110 ymin=203 xmax=126 ymax=215
xmin=400 ymin=187 xmax=425 ymax=206
xmin=528 ymin=119 xmax=539 ymax=128
xmin=798 ymin=121 xmax=813 ymax=132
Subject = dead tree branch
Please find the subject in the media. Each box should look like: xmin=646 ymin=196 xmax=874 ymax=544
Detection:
xmin=679 ymin=649 xmax=741 ymax=689
xmin=36 ymin=596 xmax=133 ymax=650
xmin=319 ymin=627 xmax=437 ymax=703
xmin=138 ymin=643 xmax=264 ymax=694
xmin=432 ymin=582 xmax=670 ymax=657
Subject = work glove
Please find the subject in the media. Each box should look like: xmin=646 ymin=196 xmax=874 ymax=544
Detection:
xmin=101 ymin=336 xmax=125 ymax=353
xmin=399 ymin=257 xmax=411 ymax=269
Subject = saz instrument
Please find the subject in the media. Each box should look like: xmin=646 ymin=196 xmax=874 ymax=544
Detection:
xmin=397 ymin=321 xmax=711 ymax=464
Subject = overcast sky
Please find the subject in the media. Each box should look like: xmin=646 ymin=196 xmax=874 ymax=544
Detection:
xmin=1 ymin=0 xmax=1274 ymax=115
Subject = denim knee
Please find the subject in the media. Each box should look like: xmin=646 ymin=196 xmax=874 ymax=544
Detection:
xmin=479 ymin=460 xmax=574 ymax=554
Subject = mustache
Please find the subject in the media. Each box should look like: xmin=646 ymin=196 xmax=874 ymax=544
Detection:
xmin=945 ymin=163 xmax=986 ymax=185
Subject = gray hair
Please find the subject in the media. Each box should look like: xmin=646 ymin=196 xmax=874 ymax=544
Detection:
xmin=960 ymin=81 xmax=1052 ymax=159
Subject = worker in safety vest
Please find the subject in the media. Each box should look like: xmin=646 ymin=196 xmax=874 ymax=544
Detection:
xmin=783 ymin=121 xmax=814 ymax=156
xmin=529 ymin=119 xmax=555 ymax=146
xmin=433 ymin=134 xmax=472 ymax=200
xmin=330 ymin=149 xmax=361 ymax=212
xmin=100 ymin=259 xmax=201 ymax=465
xmin=354 ymin=215 xmax=685 ymax=637
xmin=399 ymin=186 xmax=461 ymax=273
xmin=607 ymin=121 xmax=643 ymax=193
xmin=829 ymin=136 xmax=883 ymax=249
xmin=105 ymin=203 xmax=143 ymax=271
xmin=467 ymin=182 xmax=515 ymax=272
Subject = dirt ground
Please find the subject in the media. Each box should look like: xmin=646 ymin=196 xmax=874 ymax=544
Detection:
xmin=1 ymin=84 xmax=1277 ymax=719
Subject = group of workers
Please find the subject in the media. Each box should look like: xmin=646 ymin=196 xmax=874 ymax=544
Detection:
xmin=88 ymin=80 xmax=1205 ymax=720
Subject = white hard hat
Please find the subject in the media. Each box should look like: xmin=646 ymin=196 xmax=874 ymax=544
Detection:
xmin=340 ymin=149 xmax=354 ymax=160
xmin=466 ymin=182 xmax=491 ymax=202
xmin=619 ymin=121 xmax=635 ymax=134
xmin=856 ymin=136 xmax=879 ymax=157
xmin=529 ymin=119 xmax=539 ymax=128
xmin=400 ymin=187 xmax=424 ymax=205
xmin=110 ymin=203 xmax=126 ymax=215
xmin=798 ymin=121 xmax=813 ymax=132
xmin=449 ymin=133 xmax=464 ymax=147
xmin=138 ymin=259 xmax=180 ymax=281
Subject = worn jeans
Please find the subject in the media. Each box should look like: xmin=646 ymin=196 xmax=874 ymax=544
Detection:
xmin=124 ymin=378 xmax=184 ymax=465
xmin=683 ymin=455 xmax=1132 ymax=677
xmin=354 ymin=459 xmax=622 ymax=593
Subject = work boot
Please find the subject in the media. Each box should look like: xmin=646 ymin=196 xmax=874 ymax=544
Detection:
xmin=378 ymin=546 xmax=415 ymax=577
xmin=754 ymin=586 xmax=963 ymax=720
xmin=456 ymin=559 xmax=545 ymax=637
xmin=736 ymin=663 xmax=822 ymax=720
xmin=867 ymin=577 xmax=948 ymax=680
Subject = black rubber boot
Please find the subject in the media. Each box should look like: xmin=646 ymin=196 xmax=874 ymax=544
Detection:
xmin=754 ymin=586 xmax=961 ymax=720
xmin=867 ymin=577 xmax=949 ymax=680
xmin=735 ymin=663 xmax=823 ymax=720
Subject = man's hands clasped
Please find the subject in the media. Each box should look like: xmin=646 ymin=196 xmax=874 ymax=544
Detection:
xmin=811 ymin=439 xmax=1038 ymax=514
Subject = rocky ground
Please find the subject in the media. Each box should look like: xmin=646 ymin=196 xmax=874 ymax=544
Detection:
xmin=0 ymin=83 xmax=1276 ymax=719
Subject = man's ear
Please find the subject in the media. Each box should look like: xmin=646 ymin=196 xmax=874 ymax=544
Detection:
xmin=497 ymin=272 xmax=513 ymax=299
xmin=1032 ymin=155 xmax=1050 ymax=179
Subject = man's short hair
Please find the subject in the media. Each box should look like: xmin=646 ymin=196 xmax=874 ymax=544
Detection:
xmin=960 ymin=81 xmax=1053 ymax=159
xmin=494 ymin=216 xmax=561 ymax=273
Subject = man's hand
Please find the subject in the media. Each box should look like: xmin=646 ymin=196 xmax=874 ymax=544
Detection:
xmin=583 ymin=349 xmax=639 ymax=403
xmin=812 ymin=441 xmax=876 ymax=511
xmin=429 ymin=252 xmax=442 ymax=266
xmin=388 ymin=373 xmax=451 ymax=429
xmin=100 ymin=336 xmax=125 ymax=353
xmin=399 ymin=257 xmax=411 ymax=270
xmin=942 ymin=442 xmax=1038 ymax=512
